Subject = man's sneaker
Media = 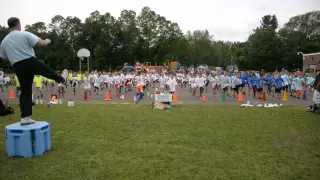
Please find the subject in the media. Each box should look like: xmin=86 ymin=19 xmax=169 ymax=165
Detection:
xmin=20 ymin=117 xmax=36 ymax=126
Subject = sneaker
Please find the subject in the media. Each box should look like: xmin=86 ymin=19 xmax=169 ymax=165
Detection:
xmin=20 ymin=117 xmax=36 ymax=126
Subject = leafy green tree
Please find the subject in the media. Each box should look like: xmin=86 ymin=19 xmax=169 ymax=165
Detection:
xmin=0 ymin=9 xmax=319 ymax=72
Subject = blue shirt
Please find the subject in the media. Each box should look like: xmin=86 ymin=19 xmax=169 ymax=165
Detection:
xmin=275 ymin=78 xmax=283 ymax=89
xmin=252 ymin=78 xmax=257 ymax=87
xmin=247 ymin=76 xmax=253 ymax=85
xmin=266 ymin=76 xmax=273 ymax=86
xmin=306 ymin=77 xmax=315 ymax=85
xmin=0 ymin=30 xmax=40 ymax=65
xmin=233 ymin=77 xmax=242 ymax=85
xmin=293 ymin=77 xmax=303 ymax=90
xmin=257 ymin=78 xmax=263 ymax=88
xmin=240 ymin=74 xmax=247 ymax=84
xmin=281 ymin=74 xmax=289 ymax=85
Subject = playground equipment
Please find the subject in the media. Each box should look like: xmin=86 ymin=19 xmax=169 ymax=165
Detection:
xmin=145 ymin=60 xmax=181 ymax=72
xmin=123 ymin=66 xmax=134 ymax=72
xmin=126 ymin=60 xmax=182 ymax=73
xmin=145 ymin=62 xmax=165 ymax=72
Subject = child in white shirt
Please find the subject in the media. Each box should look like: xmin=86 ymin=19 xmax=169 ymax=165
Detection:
xmin=196 ymin=74 xmax=206 ymax=99
xmin=94 ymin=74 xmax=101 ymax=95
xmin=83 ymin=73 xmax=91 ymax=96
xmin=190 ymin=75 xmax=197 ymax=96
xmin=114 ymin=73 xmax=121 ymax=97
xmin=292 ymin=74 xmax=304 ymax=99
xmin=72 ymin=73 xmax=78 ymax=96
xmin=168 ymin=75 xmax=177 ymax=93
xmin=159 ymin=74 xmax=166 ymax=92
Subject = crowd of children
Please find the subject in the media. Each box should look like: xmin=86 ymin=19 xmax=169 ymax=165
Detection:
xmin=2 ymin=68 xmax=319 ymax=113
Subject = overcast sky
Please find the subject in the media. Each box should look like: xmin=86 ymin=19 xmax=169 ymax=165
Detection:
xmin=1 ymin=0 xmax=319 ymax=42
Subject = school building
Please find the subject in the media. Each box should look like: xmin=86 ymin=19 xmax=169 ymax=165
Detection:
xmin=303 ymin=52 xmax=320 ymax=72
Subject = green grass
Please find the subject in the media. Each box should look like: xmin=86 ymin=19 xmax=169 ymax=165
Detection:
xmin=0 ymin=105 xmax=320 ymax=180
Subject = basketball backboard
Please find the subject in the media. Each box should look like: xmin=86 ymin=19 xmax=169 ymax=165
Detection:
xmin=77 ymin=48 xmax=90 ymax=58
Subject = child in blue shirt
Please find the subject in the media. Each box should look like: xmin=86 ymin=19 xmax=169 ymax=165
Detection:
xmin=306 ymin=73 xmax=315 ymax=93
xmin=232 ymin=73 xmax=242 ymax=98
xmin=265 ymin=73 xmax=273 ymax=94
xmin=247 ymin=73 xmax=253 ymax=96
xmin=252 ymin=75 xmax=258 ymax=98
xmin=240 ymin=72 xmax=247 ymax=94
xmin=292 ymin=73 xmax=304 ymax=99
xmin=257 ymin=75 xmax=264 ymax=98
xmin=274 ymin=75 xmax=283 ymax=99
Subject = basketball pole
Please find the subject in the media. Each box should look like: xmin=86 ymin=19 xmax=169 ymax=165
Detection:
xmin=77 ymin=48 xmax=90 ymax=74
xmin=87 ymin=57 xmax=90 ymax=73
xmin=79 ymin=57 xmax=82 ymax=74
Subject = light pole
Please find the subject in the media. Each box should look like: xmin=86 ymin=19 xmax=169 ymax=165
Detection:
xmin=297 ymin=52 xmax=304 ymax=72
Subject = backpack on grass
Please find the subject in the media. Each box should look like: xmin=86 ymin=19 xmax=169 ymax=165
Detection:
xmin=0 ymin=99 xmax=14 ymax=116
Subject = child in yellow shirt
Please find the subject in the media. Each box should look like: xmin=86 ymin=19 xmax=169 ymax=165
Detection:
xmin=33 ymin=75 xmax=43 ymax=98
xmin=14 ymin=75 xmax=20 ymax=97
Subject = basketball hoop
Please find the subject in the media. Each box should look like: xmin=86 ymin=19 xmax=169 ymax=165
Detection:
xmin=77 ymin=48 xmax=90 ymax=74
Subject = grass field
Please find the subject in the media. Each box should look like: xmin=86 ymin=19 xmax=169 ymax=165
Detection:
xmin=0 ymin=104 xmax=320 ymax=180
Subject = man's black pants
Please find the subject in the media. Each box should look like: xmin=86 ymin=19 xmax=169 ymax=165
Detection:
xmin=13 ymin=57 xmax=64 ymax=118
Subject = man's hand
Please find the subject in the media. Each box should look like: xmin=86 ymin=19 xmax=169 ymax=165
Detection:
xmin=36 ymin=38 xmax=51 ymax=47
xmin=44 ymin=38 xmax=51 ymax=45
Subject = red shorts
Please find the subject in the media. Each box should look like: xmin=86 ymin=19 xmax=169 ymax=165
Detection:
xmin=297 ymin=90 xmax=302 ymax=96
xmin=115 ymin=83 xmax=121 ymax=88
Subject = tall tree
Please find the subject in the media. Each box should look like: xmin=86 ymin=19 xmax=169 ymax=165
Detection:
xmin=1 ymin=8 xmax=319 ymax=71
xmin=245 ymin=15 xmax=282 ymax=71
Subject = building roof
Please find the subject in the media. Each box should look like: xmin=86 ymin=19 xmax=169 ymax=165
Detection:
xmin=302 ymin=52 xmax=320 ymax=56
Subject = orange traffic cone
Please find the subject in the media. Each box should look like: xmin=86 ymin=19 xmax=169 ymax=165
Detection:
xmin=83 ymin=91 xmax=88 ymax=101
xmin=237 ymin=92 xmax=244 ymax=102
xmin=105 ymin=91 xmax=111 ymax=101
xmin=173 ymin=92 xmax=178 ymax=103
xmin=202 ymin=95 xmax=207 ymax=102
xmin=262 ymin=91 xmax=267 ymax=101
xmin=9 ymin=89 xmax=15 ymax=99
xmin=282 ymin=91 xmax=288 ymax=101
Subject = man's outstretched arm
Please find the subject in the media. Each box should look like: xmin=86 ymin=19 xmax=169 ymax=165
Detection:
xmin=25 ymin=31 xmax=51 ymax=47
xmin=36 ymin=38 xmax=51 ymax=47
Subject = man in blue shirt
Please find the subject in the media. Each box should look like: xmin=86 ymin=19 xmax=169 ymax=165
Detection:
xmin=0 ymin=17 xmax=65 ymax=125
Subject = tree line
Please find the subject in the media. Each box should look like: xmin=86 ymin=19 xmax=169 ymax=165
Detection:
xmin=0 ymin=7 xmax=319 ymax=72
